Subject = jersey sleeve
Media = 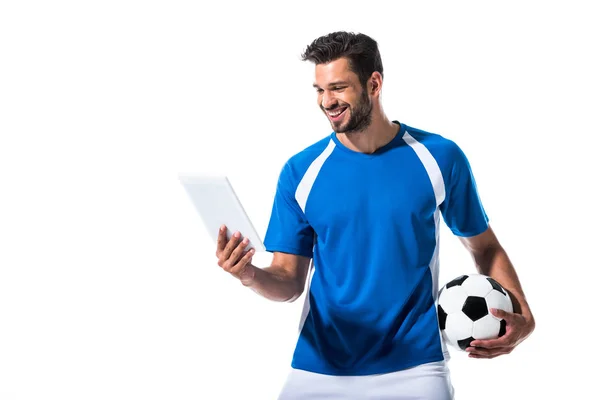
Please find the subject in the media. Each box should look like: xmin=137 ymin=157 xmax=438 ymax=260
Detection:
xmin=439 ymin=143 xmax=489 ymax=237
xmin=263 ymin=162 xmax=315 ymax=258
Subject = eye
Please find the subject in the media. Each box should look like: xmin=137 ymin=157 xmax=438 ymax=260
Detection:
xmin=333 ymin=87 xmax=345 ymax=92
xmin=316 ymin=88 xmax=324 ymax=94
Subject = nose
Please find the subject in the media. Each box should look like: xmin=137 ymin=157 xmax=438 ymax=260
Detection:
xmin=321 ymin=90 xmax=337 ymax=109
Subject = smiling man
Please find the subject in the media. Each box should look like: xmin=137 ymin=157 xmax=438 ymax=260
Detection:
xmin=214 ymin=31 xmax=535 ymax=399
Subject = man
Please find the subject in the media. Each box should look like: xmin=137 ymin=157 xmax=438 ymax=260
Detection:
xmin=215 ymin=31 xmax=535 ymax=399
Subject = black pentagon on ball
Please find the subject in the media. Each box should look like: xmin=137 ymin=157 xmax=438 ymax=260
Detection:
xmin=437 ymin=304 xmax=448 ymax=330
xmin=457 ymin=337 xmax=475 ymax=351
xmin=462 ymin=296 xmax=488 ymax=321
xmin=499 ymin=319 xmax=507 ymax=337
xmin=446 ymin=275 xmax=469 ymax=289
xmin=486 ymin=277 xmax=507 ymax=295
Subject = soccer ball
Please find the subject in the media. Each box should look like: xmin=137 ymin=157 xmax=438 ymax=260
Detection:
xmin=437 ymin=274 xmax=513 ymax=351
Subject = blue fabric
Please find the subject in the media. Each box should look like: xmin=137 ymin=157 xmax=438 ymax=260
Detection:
xmin=263 ymin=122 xmax=489 ymax=376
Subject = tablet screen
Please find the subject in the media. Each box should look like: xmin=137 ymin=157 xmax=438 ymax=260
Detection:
xmin=179 ymin=175 xmax=266 ymax=252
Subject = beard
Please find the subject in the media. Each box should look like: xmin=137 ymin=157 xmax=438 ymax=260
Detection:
xmin=324 ymin=87 xmax=373 ymax=135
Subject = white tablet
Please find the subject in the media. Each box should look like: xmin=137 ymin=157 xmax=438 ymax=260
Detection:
xmin=178 ymin=174 xmax=266 ymax=252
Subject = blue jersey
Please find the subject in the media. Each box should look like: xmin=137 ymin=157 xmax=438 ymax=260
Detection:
xmin=263 ymin=121 xmax=489 ymax=376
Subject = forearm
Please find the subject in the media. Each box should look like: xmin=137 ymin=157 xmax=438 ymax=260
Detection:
xmin=475 ymin=246 xmax=534 ymax=321
xmin=242 ymin=264 xmax=304 ymax=303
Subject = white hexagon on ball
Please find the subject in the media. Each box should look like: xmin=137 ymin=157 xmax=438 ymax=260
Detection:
xmin=443 ymin=312 xmax=473 ymax=349
xmin=438 ymin=286 xmax=467 ymax=314
xmin=485 ymin=287 xmax=514 ymax=315
xmin=472 ymin=314 xmax=501 ymax=340
xmin=459 ymin=274 xmax=493 ymax=297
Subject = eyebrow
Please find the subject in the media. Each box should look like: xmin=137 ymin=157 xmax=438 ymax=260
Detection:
xmin=312 ymin=81 xmax=350 ymax=89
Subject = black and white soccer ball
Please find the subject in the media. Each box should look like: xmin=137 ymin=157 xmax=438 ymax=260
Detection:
xmin=437 ymin=274 xmax=513 ymax=351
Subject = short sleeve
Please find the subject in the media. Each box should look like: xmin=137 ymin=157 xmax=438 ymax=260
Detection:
xmin=263 ymin=163 xmax=315 ymax=258
xmin=439 ymin=144 xmax=489 ymax=237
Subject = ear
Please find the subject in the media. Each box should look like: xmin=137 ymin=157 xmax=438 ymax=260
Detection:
xmin=369 ymin=71 xmax=383 ymax=96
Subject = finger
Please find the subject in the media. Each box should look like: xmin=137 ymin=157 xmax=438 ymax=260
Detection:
xmin=468 ymin=352 xmax=500 ymax=359
xmin=216 ymin=225 xmax=227 ymax=254
xmin=466 ymin=350 xmax=492 ymax=359
xmin=466 ymin=346 xmax=511 ymax=358
xmin=221 ymin=231 xmax=242 ymax=259
xmin=491 ymin=308 xmax=527 ymax=331
xmin=469 ymin=336 xmax=511 ymax=349
xmin=490 ymin=308 xmax=514 ymax=322
xmin=231 ymin=248 xmax=256 ymax=278
xmin=228 ymin=237 xmax=249 ymax=265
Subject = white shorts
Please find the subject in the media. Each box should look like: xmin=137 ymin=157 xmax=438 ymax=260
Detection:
xmin=277 ymin=361 xmax=454 ymax=400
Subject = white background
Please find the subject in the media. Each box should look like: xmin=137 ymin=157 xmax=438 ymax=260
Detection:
xmin=1 ymin=1 xmax=598 ymax=399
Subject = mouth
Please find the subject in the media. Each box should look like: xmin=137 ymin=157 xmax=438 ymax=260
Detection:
xmin=326 ymin=106 xmax=348 ymax=122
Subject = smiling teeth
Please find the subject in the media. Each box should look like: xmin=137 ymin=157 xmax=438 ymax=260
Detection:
xmin=328 ymin=108 xmax=345 ymax=116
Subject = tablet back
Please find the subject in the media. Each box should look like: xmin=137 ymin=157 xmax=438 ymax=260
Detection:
xmin=178 ymin=174 xmax=266 ymax=252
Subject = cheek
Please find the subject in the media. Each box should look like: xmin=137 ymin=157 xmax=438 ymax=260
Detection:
xmin=339 ymin=94 xmax=354 ymax=107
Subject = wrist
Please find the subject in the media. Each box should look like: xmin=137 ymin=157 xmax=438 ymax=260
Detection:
xmin=240 ymin=263 xmax=258 ymax=287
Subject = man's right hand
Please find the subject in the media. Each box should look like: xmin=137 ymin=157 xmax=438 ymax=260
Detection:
xmin=215 ymin=225 xmax=256 ymax=285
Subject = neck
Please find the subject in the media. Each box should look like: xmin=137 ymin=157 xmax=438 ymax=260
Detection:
xmin=336 ymin=107 xmax=399 ymax=154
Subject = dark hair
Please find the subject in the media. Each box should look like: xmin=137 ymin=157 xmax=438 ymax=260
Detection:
xmin=301 ymin=31 xmax=383 ymax=87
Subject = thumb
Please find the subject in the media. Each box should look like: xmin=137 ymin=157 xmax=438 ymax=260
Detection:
xmin=490 ymin=307 xmax=512 ymax=320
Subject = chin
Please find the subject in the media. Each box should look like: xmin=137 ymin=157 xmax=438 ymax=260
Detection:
xmin=336 ymin=123 xmax=362 ymax=135
xmin=331 ymin=123 xmax=348 ymax=134
xmin=329 ymin=118 xmax=351 ymax=133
